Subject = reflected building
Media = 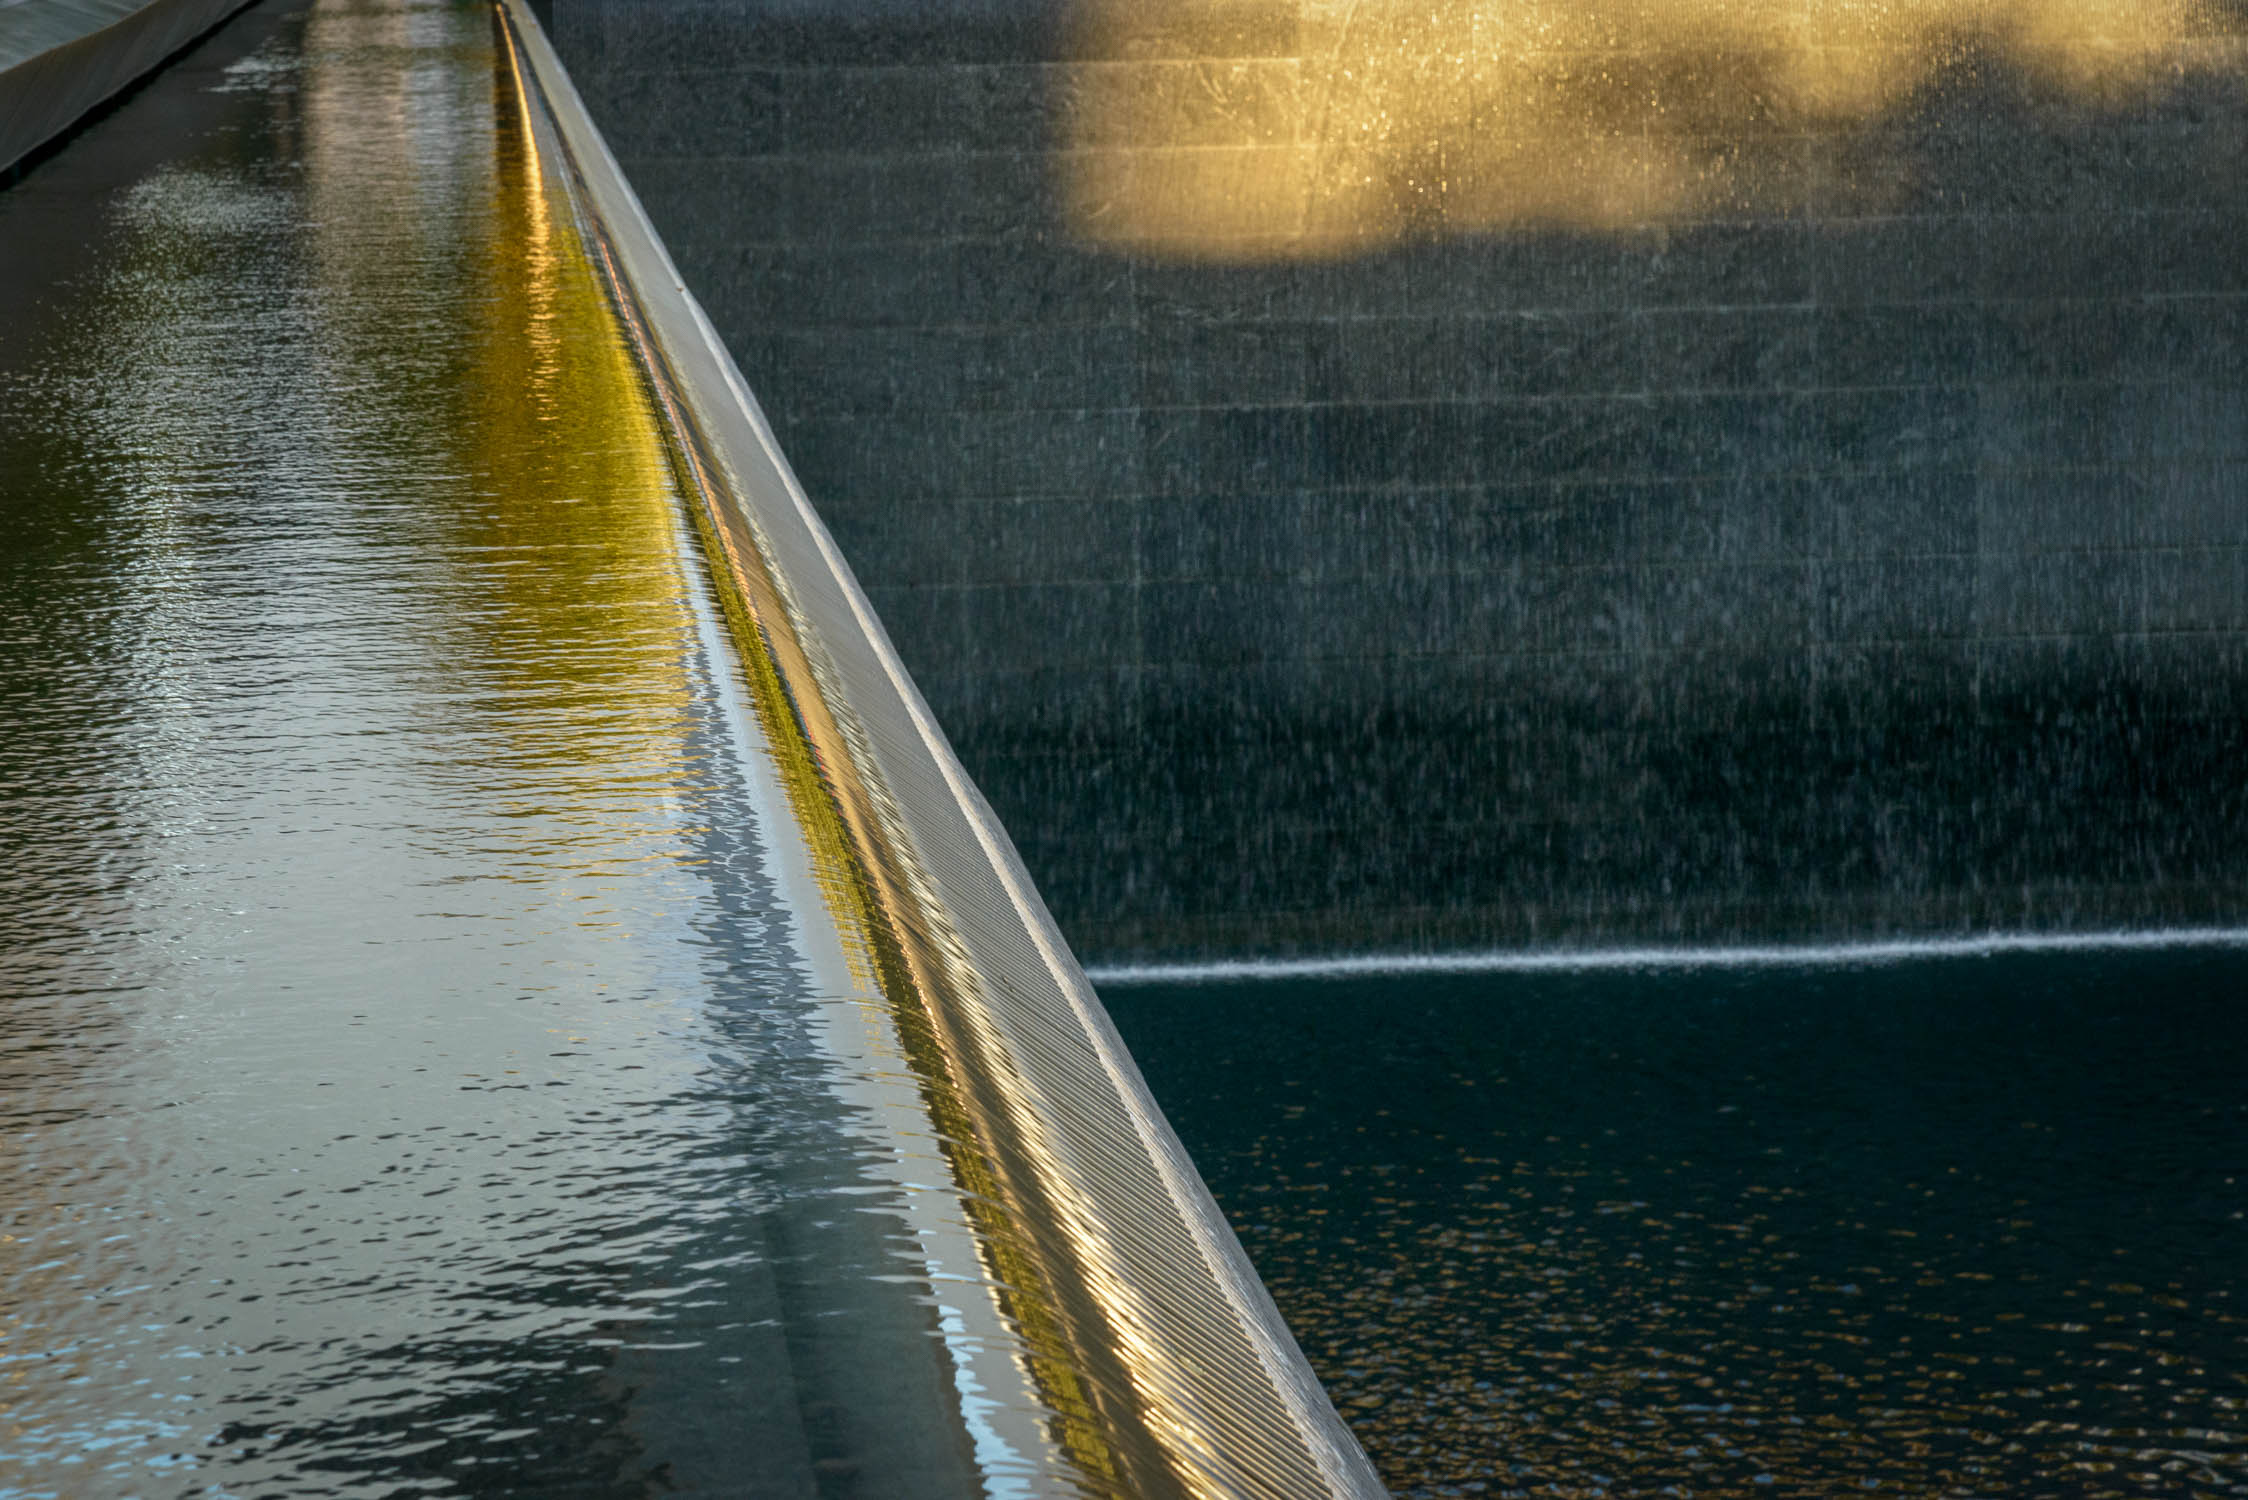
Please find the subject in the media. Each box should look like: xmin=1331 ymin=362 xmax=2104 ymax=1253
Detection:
xmin=547 ymin=0 xmax=2248 ymax=961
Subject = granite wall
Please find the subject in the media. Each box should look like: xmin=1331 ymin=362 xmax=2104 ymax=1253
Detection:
xmin=549 ymin=0 xmax=2248 ymax=962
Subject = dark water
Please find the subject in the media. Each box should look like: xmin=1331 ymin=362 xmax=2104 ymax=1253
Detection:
xmin=1104 ymin=953 xmax=2248 ymax=1498
xmin=0 ymin=3 xmax=1001 ymax=1494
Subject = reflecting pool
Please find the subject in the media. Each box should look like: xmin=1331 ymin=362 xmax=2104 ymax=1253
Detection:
xmin=0 ymin=1 xmax=1028 ymax=1492
xmin=1105 ymin=951 xmax=2248 ymax=1498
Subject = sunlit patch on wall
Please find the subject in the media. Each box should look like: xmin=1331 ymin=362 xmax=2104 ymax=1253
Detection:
xmin=1057 ymin=0 xmax=2240 ymax=259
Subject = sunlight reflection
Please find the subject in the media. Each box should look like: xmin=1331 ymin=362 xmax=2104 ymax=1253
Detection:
xmin=1060 ymin=0 xmax=2228 ymax=257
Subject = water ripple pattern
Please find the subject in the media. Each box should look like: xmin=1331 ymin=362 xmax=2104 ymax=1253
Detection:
xmin=0 ymin=2 xmax=1021 ymax=1493
xmin=1105 ymin=953 xmax=2248 ymax=1499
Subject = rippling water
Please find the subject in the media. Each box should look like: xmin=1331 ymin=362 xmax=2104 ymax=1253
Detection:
xmin=15 ymin=0 xmax=2248 ymax=1496
xmin=0 ymin=3 xmax=999 ymax=1493
xmin=1105 ymin=953 xmax=2248 ymax=1499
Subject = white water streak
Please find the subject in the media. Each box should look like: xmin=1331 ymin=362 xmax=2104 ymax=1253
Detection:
xmin=1087 ymin=928 xmax=2248 ymax=986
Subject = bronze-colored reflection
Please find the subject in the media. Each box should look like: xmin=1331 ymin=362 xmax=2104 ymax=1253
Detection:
xmin=445 ymin=41 xmax=703 ymax=809
xmin=1061 ymin=0 xmax=2210 ymax=257
xmin=288 ymin=0 xmax=695 ymax=830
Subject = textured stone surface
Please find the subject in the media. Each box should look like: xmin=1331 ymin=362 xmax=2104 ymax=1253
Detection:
xmin=552 ymin=0 xmax=2248 ymax=961
xmin=0 ymin=0 xmax=262 ymax=173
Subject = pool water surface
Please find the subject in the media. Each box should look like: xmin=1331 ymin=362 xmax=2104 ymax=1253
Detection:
xmin=1104 ymin=951 xmax=2248 ymax=1498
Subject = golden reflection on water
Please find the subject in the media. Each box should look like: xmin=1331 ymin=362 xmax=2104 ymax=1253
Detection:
xmin=453 ymin=37 xmax=698 ymax=793
xmin=291 ymin=0 xmax=705 ymax=873
xmin=1061 ymin=0 xmax=2222 ymax=257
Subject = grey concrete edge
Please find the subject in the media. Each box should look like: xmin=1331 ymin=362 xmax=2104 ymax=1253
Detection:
xmin=0 ymin=0 xmax=261 ymax=174
xmin=489 ymin=2 xmax=1389 ymax=1495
